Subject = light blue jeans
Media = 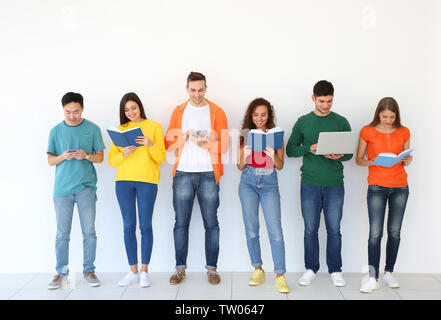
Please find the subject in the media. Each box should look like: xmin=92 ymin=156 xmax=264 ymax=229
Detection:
xmin=238 ymin=166 xmax=286 ymax=274
xmin=53 ymin=187 xmax=97 ymax=276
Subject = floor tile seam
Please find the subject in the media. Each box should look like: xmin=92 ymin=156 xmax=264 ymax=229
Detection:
xmin=337 ymin=287 xmax=346 ymax=300
xmin=8 ymin=274 xmax=40 ymax=300
xmin=118 ymin=287 xmax=128 ymax=300
xmin=230 ymin=272 xmax=233 ymax=300
xmin=6 ymin=287 xmax=24 ymax=300
xmin=174 ymin=280 xmax=181 ymax=300
xmin=64 ymin=287 xmax=75 ymax=300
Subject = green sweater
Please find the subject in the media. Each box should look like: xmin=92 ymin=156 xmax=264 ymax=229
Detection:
xmin=286 ymin=111 xmax=353 ymax=187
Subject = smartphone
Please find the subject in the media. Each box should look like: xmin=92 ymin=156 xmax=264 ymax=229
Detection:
xmin=196 ymin=130 xmax=209 ymax=140
xmin=67 ymin=149 xmax=77 ymax=153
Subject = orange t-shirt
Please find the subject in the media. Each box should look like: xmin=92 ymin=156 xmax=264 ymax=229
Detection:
xmin=360 ymin=126 xmax=410 ymax=188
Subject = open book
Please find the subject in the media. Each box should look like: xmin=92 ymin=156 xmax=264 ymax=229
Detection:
xmin=107 ymin=127 xmax=144 ymax=148
xmin=246 ymin=127 xmax=284 ymax=152
xmin=374 ymin=148 xmax=413 ymax=167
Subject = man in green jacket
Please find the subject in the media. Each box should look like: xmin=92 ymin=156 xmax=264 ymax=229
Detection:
xmin=286 ymin=80 xmax=352 ymax=287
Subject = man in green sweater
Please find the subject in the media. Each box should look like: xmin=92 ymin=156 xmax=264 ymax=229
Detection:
xmin=286 ymin=80 xmax=352 ymax=287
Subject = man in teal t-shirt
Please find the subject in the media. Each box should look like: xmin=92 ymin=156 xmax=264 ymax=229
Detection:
xmin=47 ymin=92 xmax=105 ymax=289
xmin=286 ymin=80 xmax=353 ymax=288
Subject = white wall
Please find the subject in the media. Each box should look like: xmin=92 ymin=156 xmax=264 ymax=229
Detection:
xmin=0 ymin=0 xmax=440 ymax=274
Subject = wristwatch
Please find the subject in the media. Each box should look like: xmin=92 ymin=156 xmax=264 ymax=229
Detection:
xmin=85 ymin=154 xmax=90 ymax=160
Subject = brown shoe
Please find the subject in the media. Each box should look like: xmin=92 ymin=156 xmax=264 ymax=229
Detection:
xmin=84 ymin=272 xmax=101 ymax=287
xmin=207 ymin=270 xmax=221 ymax=285
xmin=169 ymin=270 xmax=186 ymax=285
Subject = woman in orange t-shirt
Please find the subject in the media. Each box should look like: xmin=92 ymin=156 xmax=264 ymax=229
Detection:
xmin=356 ymin=97 xmax=413 ymax=293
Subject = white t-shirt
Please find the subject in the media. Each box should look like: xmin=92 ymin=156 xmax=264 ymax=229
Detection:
xmin=177 ymin=102 xmax=213 ymax=172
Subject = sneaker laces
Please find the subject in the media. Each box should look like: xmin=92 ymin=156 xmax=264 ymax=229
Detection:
xmin=173 ymin=270 xmax=185 ymax=277
xmin=85 ymin=272 xmax=96 ymax=279
xmin=52 ymin=275 xmax=63 ymax=282
xmin=276 ymin=274 xmax=287 ymax=281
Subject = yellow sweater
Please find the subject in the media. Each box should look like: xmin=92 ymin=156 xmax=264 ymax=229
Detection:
xmin=108 ymin=120 xmax=166 ymax=184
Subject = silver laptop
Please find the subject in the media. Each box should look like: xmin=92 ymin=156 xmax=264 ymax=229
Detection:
xmin=315 ymin=131 xmax=358 ymax=155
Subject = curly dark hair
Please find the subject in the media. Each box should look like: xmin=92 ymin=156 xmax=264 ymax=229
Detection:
xmin=240 ymin=97 xmax=276 ymax=146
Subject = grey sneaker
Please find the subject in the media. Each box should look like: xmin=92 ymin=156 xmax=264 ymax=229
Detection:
xmin=48 ymin=274 xmax=67 ymax=290
xmin=84 ymin=272 xmax=101 ymax=287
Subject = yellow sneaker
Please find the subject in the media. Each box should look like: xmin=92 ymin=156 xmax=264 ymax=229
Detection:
xmin=275 ymin=275 xmax=290 ymax=293
xmin=248 ymin=269 xmax=265 ymax=286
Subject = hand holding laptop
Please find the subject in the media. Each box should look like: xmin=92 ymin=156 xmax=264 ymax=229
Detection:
xmin=312 ymin=132 xmax=358 ymax=158
xmin=310 ymin=143 xmax=344 ymax=160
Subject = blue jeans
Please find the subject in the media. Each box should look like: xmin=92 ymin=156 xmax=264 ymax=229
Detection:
xmin=300 ymin=183 xmax=345 ymax=274
xmin=53 ymin=187 xmax=97 ymax=276
xmin=367 ymin=184 xmax=409 ymax=278
xmin=172 ymin=171 xmax=220 ymax=270
xmin=239 ymin=166 xmax=286 ymax=274
xmin=115 ymin=181 xmax=158 ymax=266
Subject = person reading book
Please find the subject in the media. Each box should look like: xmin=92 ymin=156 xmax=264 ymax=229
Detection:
xmin=356 ymin=97 xmax=412 ymax=293
xmin=108 ymin=92 xmax=165 ymax=288
xmin=237 ymin=97 xmax=290 ymax=293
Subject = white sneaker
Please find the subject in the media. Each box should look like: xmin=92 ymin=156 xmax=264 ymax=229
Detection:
xmin=118 ymin=271 xmax=140 ymax=287
xmin=360 ymin=276 xmax=380 ymax=293
xmin=298 ymin=269 xmax=316 ymax=286
xmin=330 ymin=272 xmax=346 ymax=287
xmin=140 ymin=272 xmax=151 ymax=288
xmin=383 ymin=272 xmax=400 ymax=288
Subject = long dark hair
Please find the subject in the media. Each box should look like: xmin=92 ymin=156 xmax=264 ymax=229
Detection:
xmin=240 ymin=97 xmax=276 ymax=146
xmin=119 ymin=92 xmax=147 ymax=126
xmin=368 ymin=97 xmax=402 ymax=128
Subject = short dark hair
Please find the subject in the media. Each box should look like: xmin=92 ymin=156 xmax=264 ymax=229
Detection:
xmin=119 ymin=92 xmax=147 ymax=126
xmin=61 ymin=92 xmax=84 ymax=108
xmin=187 ymin=72 xmax=206 ymax=86
xmin=313 ymin=80 xmax=334 ymax=97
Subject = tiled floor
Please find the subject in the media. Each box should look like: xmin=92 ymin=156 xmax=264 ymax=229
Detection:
xmin=1 ymin=272 xmax=440 ymax=300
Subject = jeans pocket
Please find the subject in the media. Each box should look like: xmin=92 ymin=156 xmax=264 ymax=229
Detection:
xmin=267 ymin=170 xmax=278 ymax=185
xmin=175 ymin=170 xmax=185 ymax=177
xmin=242 ymin=166 xmax=251 ymax=175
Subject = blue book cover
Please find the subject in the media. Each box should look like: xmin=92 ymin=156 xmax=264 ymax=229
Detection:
xmin=374 ymin=148 xmax=413 ymax=167
xmin=107 ymin=127 xmax=144 ymax=148
xmin=246 ymin=127 xmax=284 ymax=152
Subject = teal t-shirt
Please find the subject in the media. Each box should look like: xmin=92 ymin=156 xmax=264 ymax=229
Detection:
xmin=47 ymin=119 xmax=105 ymax=197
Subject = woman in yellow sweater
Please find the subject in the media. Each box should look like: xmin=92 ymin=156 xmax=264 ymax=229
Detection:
xmin=108 ymin=92 xmax=165 ymax=288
